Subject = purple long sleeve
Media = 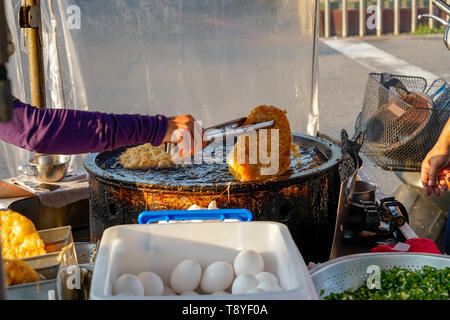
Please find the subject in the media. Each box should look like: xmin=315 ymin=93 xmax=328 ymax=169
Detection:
xmin=0 ymin=99 xmax=168 ymax=155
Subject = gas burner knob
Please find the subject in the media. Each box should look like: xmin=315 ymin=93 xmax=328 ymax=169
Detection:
xmin=364 ymin=209 xmax=380 ymax=232
xmin=393 ymin=215 xmax=406 ymax=227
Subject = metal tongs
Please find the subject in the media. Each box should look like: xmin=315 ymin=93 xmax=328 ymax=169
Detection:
xmin=164 ymin=117 xmax=275 ymax=154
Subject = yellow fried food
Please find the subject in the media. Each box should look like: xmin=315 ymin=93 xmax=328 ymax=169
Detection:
xmin=227 ymin=105 xmax=292 ymax=181
xmin=3 ymin=259 xmax=40 ymax=286
xmin=119 ymin=144 xmax=173 ymax=169
xmin=291 ymin=143 xmax=302 ymax=166
xmin=0 ymin=210 xmax=46 ymax=259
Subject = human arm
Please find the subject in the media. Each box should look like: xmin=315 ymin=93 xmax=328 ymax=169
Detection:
xmin=0 ymin=99 xmax=198 ymax=155
xmin=420 ymin=118 xmax=450 ymax=196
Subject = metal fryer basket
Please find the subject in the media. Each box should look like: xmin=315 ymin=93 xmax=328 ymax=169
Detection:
xmin=310 ymin=253 xmax=450 ymax=298
xmin=355 ymin=73 xmax=450 ymax=171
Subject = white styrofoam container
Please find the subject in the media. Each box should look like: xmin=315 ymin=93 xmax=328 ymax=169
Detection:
xmin=89 ymin=221 xmax=319 ymax=300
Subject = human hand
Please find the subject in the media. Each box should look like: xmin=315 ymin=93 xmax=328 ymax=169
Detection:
xmin=421 ymin=142 xmax=450 ymax=196
xmin=163 ymin=115 xmax=206 ymax=157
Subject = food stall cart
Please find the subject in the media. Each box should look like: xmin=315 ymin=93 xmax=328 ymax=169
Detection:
xmin=0 ymin=0 xmax=449 ymax=301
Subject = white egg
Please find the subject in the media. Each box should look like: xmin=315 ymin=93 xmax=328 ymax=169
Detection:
xmin=211 ymin=291 xmax=230 ymax=295
xmin=233 ymin=250 xmax=264 ymax=276
xmin=255 ymin=272 xmax=279 ymax=284
xmin=188 ymin=204 xmax=203 ymax=210
xmin=137 ymin=271 xmax=164 ymax=296
xmin=246 ymin=288 xmax=265 ymax=294
xmin=231 ymin=274 xmax=259 ymax=294
xmin=170 ymin=259 xmax=202 ymax=294
xmin=256 ymin=281 xmax=282 ymax=292
xmin=114 ymin=274 xmax=144 ymax=296
xmin=180 ymin=291 xmax=199 ymax=296
xmin=200 ymin=261 xmax=234 ymax=293
xmin=163 ymin=286 xmax=177 ymax=296
xmin=208 ymin=201 xmax=218 ymax=210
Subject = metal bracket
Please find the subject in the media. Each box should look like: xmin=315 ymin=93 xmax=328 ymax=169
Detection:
xmin=341 ymin=129 xmax=364 ymax=170
xmin=418 ymin=13 xmax=448 ymax=26
xmin=418 ymin=14 xmax=450 ymax=51
xmin=445 ymin=25 xmax=450 ymax=51
xmin=433 ymin=0 xmax=450 ymax=17
xmin=19 ymin=5 xmax=41 ymax=29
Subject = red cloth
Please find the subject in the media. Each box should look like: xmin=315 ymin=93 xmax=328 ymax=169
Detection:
xmin=371 ymin=238 xmax=441 ymax=254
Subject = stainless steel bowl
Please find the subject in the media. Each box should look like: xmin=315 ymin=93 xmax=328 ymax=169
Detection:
xmin=310 ymin=252 xmax=450 ymax=298
xmin=352 ymin=180 xmax=377 ymax=203
xmin=19 ymin=155 xmax=71 ymax=182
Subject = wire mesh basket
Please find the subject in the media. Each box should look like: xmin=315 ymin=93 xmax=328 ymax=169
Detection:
xmin=354 ymin=73 xmax=450 ymax=171
xmin=310 ymin=252 xmax=450 ymax=298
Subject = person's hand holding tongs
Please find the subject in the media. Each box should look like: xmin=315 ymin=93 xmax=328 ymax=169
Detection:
xmin=163 ymin=116 xmax=275 ymax=159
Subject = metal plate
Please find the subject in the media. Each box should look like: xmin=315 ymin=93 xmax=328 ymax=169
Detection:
xmin=22 ymin=226 xmax=77 ymax=269
xmin=5 ymin=226 xmax=77 ymax=300
xmin=6 ymin=279 xmax=57 ymax=300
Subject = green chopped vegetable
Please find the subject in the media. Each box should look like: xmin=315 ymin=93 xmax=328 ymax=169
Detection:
xmin=324 ymin=266 xmax=450 ymax=300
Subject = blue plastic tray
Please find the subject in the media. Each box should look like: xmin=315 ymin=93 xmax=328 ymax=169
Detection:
xmin=138 ymin=209 xmax=253 ymax=224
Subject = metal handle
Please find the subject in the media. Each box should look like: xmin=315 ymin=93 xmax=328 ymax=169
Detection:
xmin=207 ymin=117 xmax=246 ymax=130
xmin=445 ymin=25 xmax=450 ymax=51
xmin=164 ymin=142 xmax=175 ymax=154
xmin=418 ymin=14 xmax=448 ymax=26
xmin=433 ymin=0 xmax=450 ymax=16
xmin=138 ymin=208 xmax=253 ymax=224
xmin=164 ymin=119 xmax=275 ymax=154
xmin=17 ymin=163 xmax=34 ymax=176
xmin=205 ymin=120 xmax=275 ymax=142
xmin=419 ymin=6 xmax=450 ymax=51
xmin=164 ymin=117 xmax=247 ymax=154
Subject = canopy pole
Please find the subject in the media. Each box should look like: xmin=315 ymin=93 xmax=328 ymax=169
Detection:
xmin=21 ymin=0 xmax=46 ymax=109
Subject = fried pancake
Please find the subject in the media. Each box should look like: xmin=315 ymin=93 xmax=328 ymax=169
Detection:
xmin=0 ymin=210 xmax=46 ymax=259
xmin=3 ymin=259 xmax=40 ymax=286
xmin=227 ymin=105 xmax=292 ymax=181
xmin=119 ymin=144 xmax=173 ymax=169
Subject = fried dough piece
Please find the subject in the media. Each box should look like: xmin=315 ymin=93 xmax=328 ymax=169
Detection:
xmin=0 ymin=210 xmax=46 ymax=259
xmin=227 ymin=105 xmax=292 ymax=181
xmin=119 ymin=144 xmax=173 ymax=169
xmin=3 ymin=259 xmax=40 ymax=286
xmin=291 ymin=143 xmax=302 ymax=166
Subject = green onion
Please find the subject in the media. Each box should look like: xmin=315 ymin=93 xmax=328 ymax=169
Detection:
xmin=324 ymin=266 xmax=450 ymax=300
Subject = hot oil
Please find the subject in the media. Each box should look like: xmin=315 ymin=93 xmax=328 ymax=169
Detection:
xmin=103 ymin=143 xmax=325 ymax=187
